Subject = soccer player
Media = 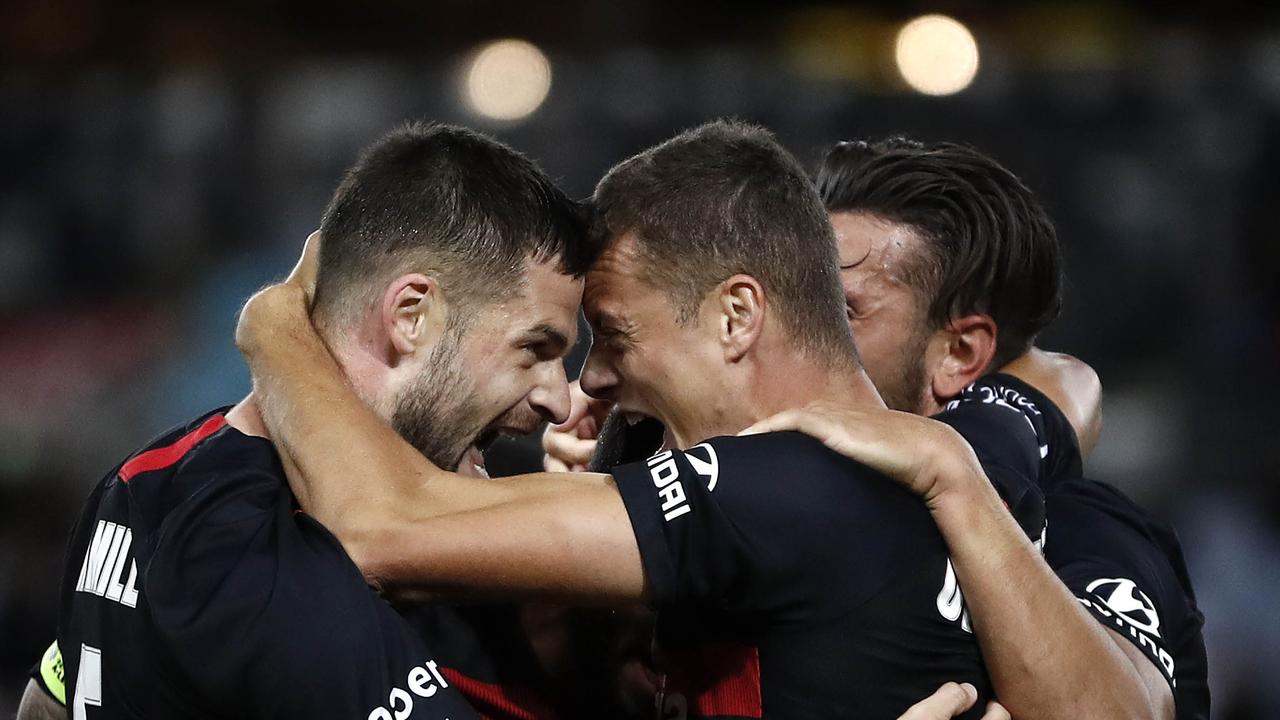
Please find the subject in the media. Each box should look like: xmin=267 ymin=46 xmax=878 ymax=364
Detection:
xmin=28 ymin=122 xmax=596 ymax=719
xmin=747 ymin=138 xmax=1208 ymax=720
xmin=544 ymin=136 xmax=1210 ymax=719
xmin=234 ymin=120 xmax=1050 ymax=719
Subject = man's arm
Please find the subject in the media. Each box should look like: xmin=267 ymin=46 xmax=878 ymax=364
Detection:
xmin=744 ymin=405 xmax=1162 ymax=720
xmin=927 ymin=454 xmax=1165 ymax=720
xmin=236 ymin=282 xmax=647 ymax=603
xmin=997 ymin=353 xmax=1176 ymax=716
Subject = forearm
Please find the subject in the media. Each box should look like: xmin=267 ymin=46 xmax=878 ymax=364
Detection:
xmin=237 ymin=286 xmax=643 ymax=600
xmin=929 ymin=471 xmax=1153 ymax=720
xmin=362 ymin=482 xmax=647 ymax=604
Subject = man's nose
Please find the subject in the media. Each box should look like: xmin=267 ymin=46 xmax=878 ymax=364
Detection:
xmin=529 ymin=361 xmax=572 ymax=425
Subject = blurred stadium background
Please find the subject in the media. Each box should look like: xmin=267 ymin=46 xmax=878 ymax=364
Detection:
xmin=2 ymin=0 xmax=1277 ymax=716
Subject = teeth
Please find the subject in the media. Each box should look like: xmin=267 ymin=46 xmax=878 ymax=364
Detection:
xmin=456 ymin=445 xmax=490 ymax=479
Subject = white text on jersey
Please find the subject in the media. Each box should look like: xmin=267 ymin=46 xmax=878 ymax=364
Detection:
xmin=75 ymin=520 xmax=139 ymax=608
xmin=647 ymin=450 xmax=691 ymax=521
xmin=366 ymin=659 xmax=450 ymax=720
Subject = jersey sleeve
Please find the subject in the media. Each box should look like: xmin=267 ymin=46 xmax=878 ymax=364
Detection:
xmin=1044 ymin=484 xmax=1190 ymax=693
xmin=961 ymin=373 xmax=1084 ymax=481
xmin=29 ymin=640 xmax=66 ymax=705
xmin=934 ymin=377 xmax=1048 ymax=540
xmin=144 ymin=470 xmax=470 ymax=718
xmin=611 ymin=432 xmax=932 ymax=616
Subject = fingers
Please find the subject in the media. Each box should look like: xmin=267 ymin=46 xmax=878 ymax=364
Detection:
xmin=286 ymin=230 xmax=322 ymax=301
xmin=542 ymin=427 xmax=597 ymax=470
xmin=542 ymin=380 xmax=611 ymax=471
xmin=980 ymin=701 xmax=1011 ymax=720
xmin=896 ymin=682 xmax=978 ymax=720
xmin=739 ymin=409 xmax=804 ymax=436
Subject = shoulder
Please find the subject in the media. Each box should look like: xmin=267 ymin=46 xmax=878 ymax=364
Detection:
xmin=611 ymin=430 xmax=915 ymax=528
xmin=1046 ymin=478 xmax=1185 ymax=567
xmin=145 ymin=431 xmax=350 ymax=623
xmin=949 ymin=373 xmax=1084 ymax=482
xmin=1046 ymin=478 xmax=1203 ymax=660
xmin=616 ymin=431 xmax=882 ymax=495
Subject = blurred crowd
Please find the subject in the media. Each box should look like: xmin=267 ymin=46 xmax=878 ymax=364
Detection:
xmin=1 ymin=1 xmax=1278 ymax=717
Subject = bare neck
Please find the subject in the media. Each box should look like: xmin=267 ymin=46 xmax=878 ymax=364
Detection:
xmin=743 ymin=351 xmax=885 ymax=426
xmin=227 ymin=323 xmax=388 ymax=441
xmin=322 ymin=321 xmax=392 ymax=416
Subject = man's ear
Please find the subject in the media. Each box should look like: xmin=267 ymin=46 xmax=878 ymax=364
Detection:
xmin=930 ymin=313 xmax=997 ymax=400
xmin=380 ymin=273 xmax=447 ymax=358
xmin=715 ymin=274 xmax=766 ymax=363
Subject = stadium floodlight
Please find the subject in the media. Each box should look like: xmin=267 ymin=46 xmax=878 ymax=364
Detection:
xmin=463 ymin=39 xmax=553 ymax=122
xmin=895 ymin=14 xmax=980 ymax=96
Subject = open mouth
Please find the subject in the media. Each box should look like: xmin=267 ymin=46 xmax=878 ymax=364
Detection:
xmin=619 ymin=408 xmax=673 ymax=447
xmin=621 ymin=410 xmax=650 ymax=427
xmin=456 ymin=421 xmax=540 ymax=479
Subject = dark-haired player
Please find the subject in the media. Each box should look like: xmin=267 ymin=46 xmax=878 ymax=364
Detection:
xmin=802 ymin=137 xmax=1208 ymax=720
xmin=234 ymin=120 xmax=1049 ymax=719
xmin=24 ymin=122 xmax=594 ymax=719
xmin=545 ymin=135 xmax=1208 ymax=719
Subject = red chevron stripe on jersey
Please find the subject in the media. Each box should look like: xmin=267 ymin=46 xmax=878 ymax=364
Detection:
xmin=438 ymin=667 xmax=560 ymax=720
xmin=118 ymin=414 xmax=227 ymax=483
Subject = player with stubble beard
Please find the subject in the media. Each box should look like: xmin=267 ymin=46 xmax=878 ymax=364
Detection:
xmin=20 ymin=123 xmax=1000 ymax=720
xmin=21 ymin=122 xmax=592 ymax=720
xmin=230 ymin=120 xmax=1055 ymax=719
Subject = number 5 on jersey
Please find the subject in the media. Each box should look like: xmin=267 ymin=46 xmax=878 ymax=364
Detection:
xmin=73 ymin=644 xmax=102 ymax=720
xmin=937 ymin=560 xmax=973 ymax=633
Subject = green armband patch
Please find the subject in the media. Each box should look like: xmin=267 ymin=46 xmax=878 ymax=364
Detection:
xmin=40 ymin=640 xmax=66 ymax=705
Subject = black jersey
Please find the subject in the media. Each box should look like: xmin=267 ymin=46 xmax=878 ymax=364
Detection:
xmin=1046 ymin=479 xmax=1209 ymax=720
xmin=55 ymin=408 xmax=479 ymax=720
xmin=972 ymin=374 xmax=1210 ymax=720
xmin=396 ymin=603 xmax=565 ymax=720
xmin=610 ymin=383 xmax=1047 ymax=720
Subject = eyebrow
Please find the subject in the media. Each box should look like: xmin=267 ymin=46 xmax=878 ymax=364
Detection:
xmin=522 ymin=323 xmax=572 ymax=354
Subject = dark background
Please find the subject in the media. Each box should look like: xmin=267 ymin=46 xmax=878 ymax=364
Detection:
xmin=2 ymin=0 xmax=1277 ymax=716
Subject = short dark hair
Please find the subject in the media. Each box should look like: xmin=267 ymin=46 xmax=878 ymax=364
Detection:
xmin=816 ymin=137 xmax=1064 ymax=370
xmin=314 ymin=121 xmax=592 ymax=328
xmin=591 ymin=120 xmax=856 ymax=364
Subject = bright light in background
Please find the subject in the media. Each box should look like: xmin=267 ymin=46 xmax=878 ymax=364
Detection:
xmin=464 ymin=39 xmax=552 ymax=122
xmin=895 ymin=15 xmax=979 ymax=96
